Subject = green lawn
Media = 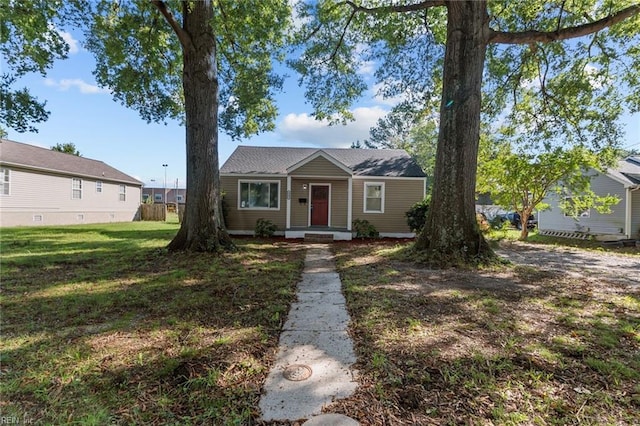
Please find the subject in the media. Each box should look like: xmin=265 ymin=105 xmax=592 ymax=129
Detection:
xmin=1 ymin=222 xmax=305 ymax=425
xmin=3 ymin=222 xmax=638 ymax=424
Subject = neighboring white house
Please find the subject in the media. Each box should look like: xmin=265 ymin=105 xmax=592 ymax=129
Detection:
xmin=538 ymin=156 xmax=640 ymax=240
xmin=0 ymin=139 xmax=143 ymax=227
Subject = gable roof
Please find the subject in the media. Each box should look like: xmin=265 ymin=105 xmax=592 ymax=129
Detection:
xmin=287 ymin=150 xmax=353 ymax=175
xmin=607 ymin=156 xmax=640 ymax=188
xmin=221 ymin=146 xmax=426 ymax=177
xmin=0 ymin=139 xmax=142 ymax=185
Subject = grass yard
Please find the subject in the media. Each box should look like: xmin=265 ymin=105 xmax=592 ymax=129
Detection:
xmin=0 ymin=222 xmax=305 ymax=425
xmin=331 ymin=241 xmax=640 ymax=425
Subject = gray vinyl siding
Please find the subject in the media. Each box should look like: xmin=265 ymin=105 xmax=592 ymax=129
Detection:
xmin=221 ymin=175 xmax=287 ymax=232
xmin=352 ymin=178 xmax=425 ymax=233
xmin=289 ymin=178 xmax=348 ymax=228
xmin=289 ymin=156 xmax=351 ymax=177
xmin=631 ymin=189 xmax=640 ymax=238
xmin=0 ymin=167 xmax=141 ymax=227
xmin=539 ymin=172 xmax=626 ymax=236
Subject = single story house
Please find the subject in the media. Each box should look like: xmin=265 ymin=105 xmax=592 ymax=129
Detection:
xmin=0 ymin=138 xmax=143 ymax=227
xmin=220 ymin=146 xmax=427 ymax=240
xmin=538 ymin=156 xmax=640 ymax=240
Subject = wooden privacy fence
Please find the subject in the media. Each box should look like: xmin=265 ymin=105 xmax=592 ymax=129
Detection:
xmin=140 ymin=204 xmax=166 ymax=221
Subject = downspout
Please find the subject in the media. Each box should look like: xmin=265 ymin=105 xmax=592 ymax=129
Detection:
xmin=626 ymin=185 xmax=640 ymax=239
xmin=286 ymin=176 xmax=291 ymax=231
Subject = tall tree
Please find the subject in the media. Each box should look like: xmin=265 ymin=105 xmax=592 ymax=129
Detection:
xmin=2 ymin=1 xmax=290 ymax=252
xmin=51 ymin=142 xmax=82 ymax=156
xmin=292 ymin=1 xmax=640 ymax=264
xmin=365 ymin=110 xmax=438 ymax=189
xmin=85 ymin=1 xmax=291 ymax=251
xmin=0 ymin=1 xmax=83 ymax=134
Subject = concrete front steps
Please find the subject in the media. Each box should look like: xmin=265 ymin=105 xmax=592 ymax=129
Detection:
xmin=304 ymin=233 xmax=334 ymax=243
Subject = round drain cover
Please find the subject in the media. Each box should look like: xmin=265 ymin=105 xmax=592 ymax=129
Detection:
xmin=283 ymin=364 xmax=312 ymax=381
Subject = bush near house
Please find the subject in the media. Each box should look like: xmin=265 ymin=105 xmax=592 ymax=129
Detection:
xmin=405 ymin=196 xmax=430 ymax=232
xmin=255 ymin=218 xmax=277 ymax=237
xmin=353 ymin=218 xmax=379 ymax=239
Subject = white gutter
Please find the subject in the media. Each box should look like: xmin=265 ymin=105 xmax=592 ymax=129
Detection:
xmin=286 ymin=176 xmax=292 ymax=230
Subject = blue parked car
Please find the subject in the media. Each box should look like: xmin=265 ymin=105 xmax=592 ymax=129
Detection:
xmin=499 ymin=212 xmax=537 ymax=229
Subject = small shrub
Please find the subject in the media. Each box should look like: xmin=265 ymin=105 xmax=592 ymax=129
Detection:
xmin=255 ymin=218 xmax=277 ymax=237
xmin=489 ymin=215 xmax=505 ymax=230
xmin=405 ymin=196 xmax=431 ymax=232
xmin=352 ymin=219 xmax=379 ymax=239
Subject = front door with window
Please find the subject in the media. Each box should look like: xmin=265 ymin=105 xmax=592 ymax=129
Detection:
xmin=310 ymin=185 xmax=329 ymax=226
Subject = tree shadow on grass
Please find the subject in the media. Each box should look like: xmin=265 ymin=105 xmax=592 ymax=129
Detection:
xmin=331 ymin=243 xmax=640 ymax=425
xmin=1 ymin=225 xmax=306 ymax=424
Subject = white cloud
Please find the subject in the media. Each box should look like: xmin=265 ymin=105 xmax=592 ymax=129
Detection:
xmin=277 ymin=106 xmax=388 ymax=147
xmin=44 ymin=78 xmax=109 ymax=95
xmin=358 ymin=60 xmax=376 ymax=76
xmin=58 ymin=30 xmax=80 ymax=54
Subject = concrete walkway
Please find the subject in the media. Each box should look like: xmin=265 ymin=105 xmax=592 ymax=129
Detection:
xmin=259 ymin=245 xmax=359 ymax=423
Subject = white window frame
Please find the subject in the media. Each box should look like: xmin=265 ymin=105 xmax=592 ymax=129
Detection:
xmin=72 ymin=178 xmax=83 ymax=199
xmin=154 ymin=193 xmax=163 ymax=202
xmin=0 ymin=167 xmax=10 ymax=196
xmin=96 ymin=181 xmax=103 ymax=193
xmin=363 ymin=182 xmax=385 ymax=213
xmin=119 ymin=184 xmax=126 ymax=201
xmin=563 ymin=196 xmax=590 ymax=218
xmin=176 ymin=195 xmax=184 ymax=202
xmin=238 ymin=180 xmax=281 ymax=210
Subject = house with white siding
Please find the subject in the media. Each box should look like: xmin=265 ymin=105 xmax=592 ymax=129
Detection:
xmin=220 ymin=146 xmax=426 ymax=240
xmin=0 ymin=139 xmax=143 ymax=227
xmin=538 ymin=156 xmax=640 ymax=240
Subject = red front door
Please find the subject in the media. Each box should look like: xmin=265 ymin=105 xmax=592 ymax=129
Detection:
xmin=311 ymin=185 xmax=329 ymax=226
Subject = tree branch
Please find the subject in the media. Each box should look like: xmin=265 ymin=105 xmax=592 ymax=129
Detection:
xmin=330 ymin=9 xmax=357 ymax=62
xmin=489 ymin=4 xmax=640 ymax=44
xmin=150 ymin=0 xmax=194 ymax=53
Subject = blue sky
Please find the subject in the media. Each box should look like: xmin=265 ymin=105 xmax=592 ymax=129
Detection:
xmin=4 ymin=30 xmax=390 ymax=189
xmin=5 ymin=29 xmax=639 ymax=189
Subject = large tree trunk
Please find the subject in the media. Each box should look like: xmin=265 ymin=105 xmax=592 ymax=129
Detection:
xmin=167 ymin=1 xmax=232 ymax=252
xmin=415 ymin=1 xmax=493 ymax=263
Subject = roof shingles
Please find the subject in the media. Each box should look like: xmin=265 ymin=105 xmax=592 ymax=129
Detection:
xmin=221 ymin=146 xmax=426 ymax=177
xmin=0 ymin=139 xmax=142 ymax=185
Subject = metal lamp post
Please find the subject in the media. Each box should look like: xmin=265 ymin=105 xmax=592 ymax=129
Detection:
xmin=162 ymin=164 xmax=168 ymax=220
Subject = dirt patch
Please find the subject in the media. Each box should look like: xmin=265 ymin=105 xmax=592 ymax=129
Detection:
xmin=330 ymin=242 xmax=640 ymax=425
xmin=496 ymin=240 xmax=640 ymax=286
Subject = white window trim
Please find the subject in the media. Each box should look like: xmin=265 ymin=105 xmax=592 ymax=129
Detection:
xmin=72 ymin=178 xmax=83 ymax=199
xmin=363 ymin=181 xmax=385 ymax=213
xmin=96 ymin=180 xmax=103 ymax=193
xmin=238 ymin=179 xmax=281 ymax=211
xmin=154 ymin=193 xmax=163 ymax=202
xmin=119 ymin=184 xmax=126 ymax=201
xmin=0 ymin=168 xmax=10 ymax=196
